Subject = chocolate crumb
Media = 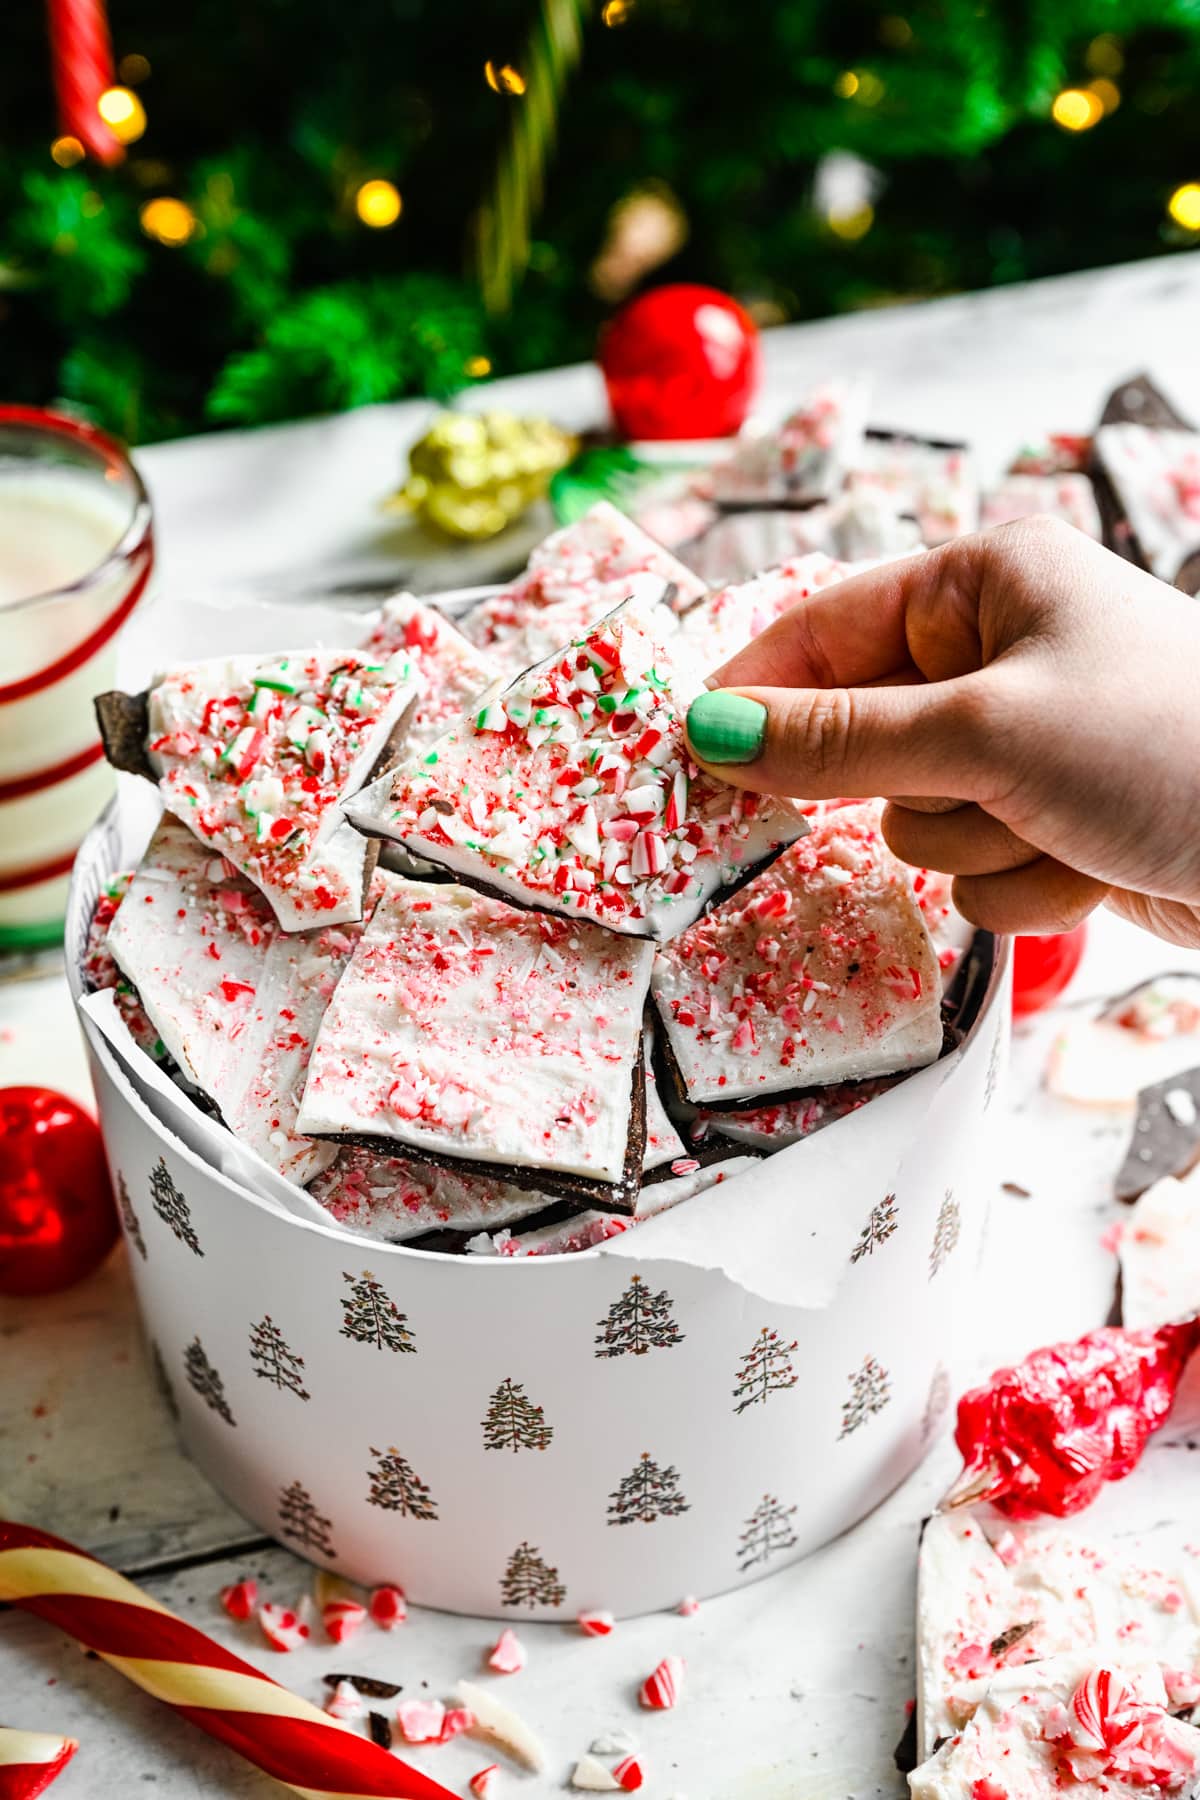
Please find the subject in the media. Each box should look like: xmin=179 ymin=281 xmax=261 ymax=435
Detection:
xmin=368 ymin=1711 xmax=392 ymax=1749
xmin=1001 ymin=1181 xmax=1032 ymax=1198
xmin=323 ymin=1672 xmax=402 ymax=1698
xmin=989 ymin=1620 xmax=1036 ymax=1659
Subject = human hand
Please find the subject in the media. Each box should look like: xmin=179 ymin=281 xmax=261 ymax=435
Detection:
xmin=684 ymin=517 xmax=1200 ymax=944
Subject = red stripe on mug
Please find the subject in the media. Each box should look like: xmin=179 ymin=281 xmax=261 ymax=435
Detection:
xmin=0 ymin=540 xmax=153 ymax=707
xmin=0 ymin=849 xmax=81 ymax=896
xmin=0 ymin=740 xmax=105 ymax=804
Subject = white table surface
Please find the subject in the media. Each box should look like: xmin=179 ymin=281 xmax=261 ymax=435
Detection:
xmin=3 ymin=250 xmax=1200 ymax=1798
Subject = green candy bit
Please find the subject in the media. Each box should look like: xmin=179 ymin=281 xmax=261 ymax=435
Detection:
xmin=597 ymin=693 xmax=618 ymax=714
xmin=253 ymin=670 xmax=299 ymax=695
xmin=423 ymin=749 xmax=439 ymax=765
xmin=623 ymin=686 xmax=643 ymax=705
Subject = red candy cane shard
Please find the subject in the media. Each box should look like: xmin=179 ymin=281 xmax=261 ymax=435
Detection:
xmin=396 ymin=1700 xmax=446 ymax=1745
xmin=613 ymin=1754 xmax=646 ymax=1791
xmin=369 ymin=1584 xmax=407 ymax=1628
xmin=639 ymin=1655 xmax=684 ymax=1711
xmin=325 ymin=1680 xmax=366 ymax=1722
xmin=258 ymin=1602 xmax=310 ymax=1652
xmin=0 ymin=1729 xmax=78 ymax=1800
xmin=469 ymin=1767 xmax=500 ymax=1800
xmin=577 ymin=1610 xmax=615 ymax=1638
xmin=0 ymin=1519 xmax=457 ymax=1800
xmin=677 ymin=1595 xmax=700 ymax=1617
xmin=487 ymin=1627 xmax=526 ymax=1674
xmin=220 ymin=1579 xmax=258 ymax=1622
xmin=438 ymin=1709 xmax=475 ymax=1745
xmin=322 ymin=1598 xmax=368 ymax=1644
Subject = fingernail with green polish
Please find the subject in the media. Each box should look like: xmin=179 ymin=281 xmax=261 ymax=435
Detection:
xmin=686 ymin=690 xmax=767 ymax=765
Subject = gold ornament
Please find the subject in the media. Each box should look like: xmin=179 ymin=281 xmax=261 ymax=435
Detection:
xmin=386 ymin=410 xmax=575 ymax=540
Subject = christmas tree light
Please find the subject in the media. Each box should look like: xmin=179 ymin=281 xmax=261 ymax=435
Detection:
xmin=97 ymin=84 xmax=146 ymax=144
xmin=50 ymin=135 xmax=84 ymax=166
xmin=1168 ymin=183 xmax=1200 ymax=231
xmin=355 ymin=179 xmax=402 ymax=229
xmin=1051 ymin=87 xmax=1103 ymax=131
xmin=139 ymin=197 xmax=197 ymax=246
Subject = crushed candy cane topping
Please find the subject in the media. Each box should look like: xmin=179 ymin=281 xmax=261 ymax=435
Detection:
xmin=676 ymin=550 xmax=870 ymax=677
xmin=469 ymin=1766 xmax=501 ymax=1799
xmin=145 ymin=647 xmax=415 ymax=928
xmin=360 ymin=594 xmax=499 ymax=752
xmin=368 ymin=1583 xmax=407 ymax=1628
xmin=578 ymin=1609 xmax=616 ymax=1637
xmin=218 ymin=1578 xmax=257 ymax=1621
xmin=321 ymin=1596 xmax=367 ymax=1644
xmin=488 ymin=1627 xmax=526 ymax=1674
xmin=257 ymin=1602 xmax=310 ymax=1652
xmin=357 ymin=592 xmax=803 ymax=941
xmin=639 ymin=1655 xmax=685 ymax=1711
xmin=652 ymin=800 xmax=942 ymax=1103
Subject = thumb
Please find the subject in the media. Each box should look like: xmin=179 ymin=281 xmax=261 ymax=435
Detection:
xmin=684 ymin=678 xmax=997 ymax=803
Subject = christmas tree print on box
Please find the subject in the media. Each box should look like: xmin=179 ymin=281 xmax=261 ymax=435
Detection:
xmin=149 ymin=1158 xmax=202 ymax=1256
xmin=732 ymin=1327 xmax=798 ymax=1415
xmin=929 ymin=1190 xmax=961 ymax=1280
xmin=117 ymin=1172 xmax=146 ymax=1260
xmin=850 ymin=1193 xmax=898 ymax=1264
xmin=838 ymin=1354 xmax=891 ymax=1439
xmin=249 ymin=1316 xmax=310 ymax=1400
xmin=594 ymin=1273 xmax=684 ymax=1358
xmin=607 ymin=1452 xmax=690 ymax=1525
xmin=340 ymin=1271 xmax=416 ymax=1353
xmin=278 ymin=1479 xmax=337 ymax=1559
xmin=500 ymin=1542 xmax=566 ymax=1610
xmin=482 ymin=1378 xmax=554 ymax=1452
xmin=738 ymin=1494 xmax=798 ymax=1572
xmin=366 ymin=1447 xmax=439 ymax=1519
xmin=183 ymin=1336 xmax=236 ymax=1426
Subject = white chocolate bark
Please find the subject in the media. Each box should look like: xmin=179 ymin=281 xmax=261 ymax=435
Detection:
xmin=643 ymin=1025 xmax=687 ymax=1170
xmin=981 ymin=472 xmax=1102 ymax=539
xmin=633 ymin=1153 xmax=761 ymax=1217
xmin=360 ymin=594 xmax=499 ymax=753
xmin=1048 ymin=977 xmax=1200 ymax=1109
xmin=308 ymin=1144 xmax=557 ymax=1243
xmin=1095 ymin=424 xmax=1200 ymax=582
xmin=911 ymin=865 xmax=976 ymax=981
xmin=847 ymin=438 xmax=978 ymax=545
xmin=459 ymin=502 xmax=706 ymax=664
xmin=916 ymin=1509 xmax=1200 ymax=1760
xmin=349 ymin=592 xmax=805 ymax=941
xmin=709 ymin=382 xmax=870 ymax=505
xmin=652 ymin=801 xmax=942 ymax=1104
xmin=699 ymin=1076 xmax=897 ymax=1150
xmin=298 ymin=874 xmax=654 ymax=1187
xmin=910 ymin=1656 xmax=1200 ymax=1797
xmin=107 ymin=815 xmax=365 ymax=1185
xmin=676 ymin=552 xmax=871 ymax=678
xmin=144 ymin=648 xmax=417 ymax=930
xmin=1119 ymin=1166 xmax=1200 ymax=1330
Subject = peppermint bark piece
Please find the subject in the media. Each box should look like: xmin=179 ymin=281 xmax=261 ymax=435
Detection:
xmin=309 ymin=1144 xmax=558 ymax=1243
xmin=697 ymin=1076 xmax=898 ymax=1151
xmin=459 ymin=501 xmax=706 ymax=664
xmin=676 ymin=551 xmax=871 ymax=678
xmin=1118 ymin=1165 xmax=1200 ymax=1327
xmin=297 ymin=875 xmax=654 ymax=1205
xmin=97 ymin=648 xmax=417 ymax=930
xmin=349 ymin=592 xmax=806 ymax=941
xmin=1093 ymin=424 xmax=1200 ymax=584
xmin=106 ymin=815 xmax=366 ymax=1184
xmin=359 ymin=594 xmax=499 ymax=754
xmin=909 ymin=1657 xmax=1200 ymax=1797
xmin=1116 ymin=1071 xmax=1200 ymax=1203
xmin=847 ymin=432 xmax=978 ymax=545
xmin=652 ymin=800 xmax=942 ymax=1107
xmin=709 ymin=382 xmax=870 ymax=506
xmin=981 ymin=472 xmax=1103 ymax=539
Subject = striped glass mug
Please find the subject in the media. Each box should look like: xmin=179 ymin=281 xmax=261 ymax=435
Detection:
xmin=0 ymin=408 xmax=153 ymax=951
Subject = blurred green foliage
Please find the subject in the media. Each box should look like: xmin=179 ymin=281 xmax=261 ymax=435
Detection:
xmin=2 ymin=0 xmax=1198 ymax=441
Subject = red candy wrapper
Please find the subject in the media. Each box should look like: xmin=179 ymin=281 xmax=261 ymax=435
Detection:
xmin=945 ymin=1320 xmax=1200 ymax=1517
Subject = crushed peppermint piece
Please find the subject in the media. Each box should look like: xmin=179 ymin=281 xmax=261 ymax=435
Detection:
xmin=1094 ymin=423 xmax=1200 ymax=583
xmin=652 ymin=800 xmax=942 ymax=1104
xmin=469 ymin=1766 xmax=501 ymax=1799
xmin=218 ymin=1578 xmax=257 ymax=1621
xmin=298 ymin=874 xmax=653 ymax=1201
xmin=578 ymin=1610 xmax=616 ymax=1638
xmin=488 ymin=1627 xmax=526 ymax=1674
xmin=440 ymin=1707 xmax=476 ymax=1743
xmin=639 ymin=1654 xmax=685 ymax=1711
xmin=677 ymin=1595 xmax=700 ymax=1617
xmin=321 ymin=1596 xmax=367 ymax=1644
xmin=257 ymin=1602 xmax=309 ymax=1652
xmin=109 ymin=646 xmax=416 ymax=931
xmin=325 ymin=1679 xmax=366 ymax=1721
xmin=613 ymin=1754 xmax=646 ymax=1792
xmin=591 ymin=1732 xmax=638 ymax=1756
xmin=350 ymin=592 xmax=803 ymax=941
xmin=395 ymin=1698 xmax=446 ymax=1744
xmin=368 ymin=1583 xmax=408 ymax=1628
xmin=359 ymin=593 xmax=499 ymax=753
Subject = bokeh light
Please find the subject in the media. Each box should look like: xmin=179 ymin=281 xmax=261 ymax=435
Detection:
xmin=117 ymin=53 xmax=152 ymax=84
xmin=464 ymin=355 xmax=493 ymax=377
xmin=139 ymin=197 xmax=198 ymax=246
xmin=834 ymin=70 xmax=860 ymax=97
xmin=1051 ymin=87 xmax=1103 ymax=132
xmin=485 ymin=62 xmax=527 ymax=96
xmin=828 ymin=203 xmax=875 ymax=240
xmin=97 ymin=86 xmax=147 ymax=145
xmin=602 ymin=0 xmax=633 ymax=24
xmin=50 ymin=136 xmax=84 ymax=168
xmin=1088 ymin=78 xmax=1121 ymax=114
xmin=1168 ymin=183 xmax=1200 ymax=231
xmin=355 ymin=179 xmax=403 ymax=228
xmin=1085 ymin=34 xmax=1124 ymax=77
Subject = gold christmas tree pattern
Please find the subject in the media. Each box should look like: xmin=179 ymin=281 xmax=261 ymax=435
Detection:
xmin=339 ymin=1271 xmax=417 ymax=1353
xmin=149 ymin=1158 xmax=202 ymax=1256
xmin=277 ymin=1479 xmax=337 ymax=1559
xmin=365 ymin=1447 xmax=439 ymax=1519
xmin=732 ymin=1327 xmax=799 ymax=1414
xmin=594 ymin=1273 xmax=685 ymax=1358
xmin=607 ymin=1452 xmax=690 ymax=1525
xmin=850 ymin=1193 xmax=899 ymax=1264
xmin=183 ymin=1336 xmax=236 ymax=1426
xmin=249 ymin=1316 xmax=311 ymax=1401
xmin=929 ymin=1190 xmax=961 ymax=1280
xmin=117 ymin=1172 xmax=146 ymax=1259
xmin=838 ymin=1354 xmax=891 ymax=1439
xmin=500 ymin=1542 xmax=566 ymax=1609
xmin=482 ymin=1378 xmax=554 ymax=1452
xmin=737 ymin=1494 xmax=798 ymax=1571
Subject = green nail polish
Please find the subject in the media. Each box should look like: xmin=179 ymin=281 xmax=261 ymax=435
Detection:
xmin=686 ymin=691 xmax=767 ymax=765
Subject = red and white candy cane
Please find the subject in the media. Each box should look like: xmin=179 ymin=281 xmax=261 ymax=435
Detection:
xmin=0 ymin=1521 xmax=455 ymax=1800
xmin=0 ymin=1728 xmax=78 ymax=1800
xmin=45 ymin=0 xmax=122 ymax=163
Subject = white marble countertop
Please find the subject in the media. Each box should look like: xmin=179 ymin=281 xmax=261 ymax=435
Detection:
xmin=3 ymin=249 xmax=1200 ymax=1798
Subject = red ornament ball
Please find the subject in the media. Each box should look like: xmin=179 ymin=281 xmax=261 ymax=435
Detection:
xmin=599 ymin=283 xmax=761 ymax=441
xmin=1011 ymin=922 xmax=1088 ymax=1017
xmin=0 ymin=1087 xmax=119 ymax=1295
